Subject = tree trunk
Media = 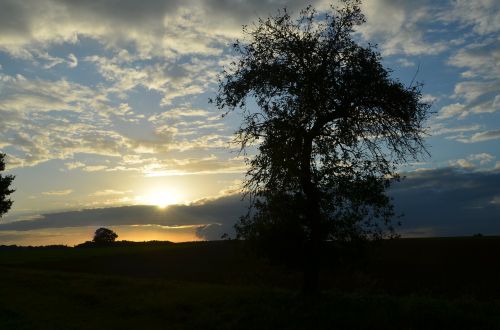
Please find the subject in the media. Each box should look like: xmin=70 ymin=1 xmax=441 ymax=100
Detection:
xmin=303 ymin=224 xmax=320 ymax=295
xmin=300 ymin=134 xmax=321 ymax=295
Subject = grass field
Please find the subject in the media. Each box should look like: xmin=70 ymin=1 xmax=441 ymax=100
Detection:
xmin=1 ymin=238 xmax=500 ymax=329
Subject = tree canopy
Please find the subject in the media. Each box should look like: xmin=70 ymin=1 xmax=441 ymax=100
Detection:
xmin=93 ymin=227 xmax=118 ymax=244
xmin=213 ymin=0 xmax=429 ymax=293
xmin=0 ymin=153 xmax=15 ymax=218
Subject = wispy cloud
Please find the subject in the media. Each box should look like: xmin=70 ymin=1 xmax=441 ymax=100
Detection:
xmin=42 ymin=189 xmax=73 ymax=196
xmin=457 ymin=130 xmax=500 ymax=143
xmin=358 ymin=0 xmax=448 ymax=56
xmin=89 ymin=189 xmax=131 ymax=197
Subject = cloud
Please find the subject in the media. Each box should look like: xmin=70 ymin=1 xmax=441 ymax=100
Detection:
xmin=0 ymin=195 xmax=248 ymax=240
xmin=42 ymin=189 xmax=73 ymax=196
xmin=0 ymin=72 xmax=140 ymax=168
xmin=448 ymin=38 xmax=500 ymax=80
xmin=0 ymin=0 xmax=496 ymax=66
xmin=442 ymin=38 xmax=500 ymax=119
xmin=65 ymin=161 xmax=85 ymax=170
xmin=0 ymin=0 xmax=328 ymax=60
xmin=137 ymin=154 xmax=246 ymax=177
xmin=3 ymin=0 xmax=496 ymax=172
xmin=86 ymin=53 xmax=221 ymax=106
xmin=396 ymin=58 xmax=415 ymax=67
xmin=458 ymin=130 xmax=500 ymax=143
xmin=442 ymin=0 xmax=500 ymax=35
xmin=358 ymin=0 xmax=448 ymax=56
xmin=67 ymin=53 xmax=78 ymax=68
xmin=89 ymin=189 xmax=130 ymax=197
xmin=437 ymin=103 xmax=467 ymax=119
xmin=3 ymin=167 xmax=500 ymax=239
xmin=391 ymin=167 xmax=500 ymax=236
xmin=430 ymin=123 xmax=481 ymax=137
xmin=449 ymin=159 xmax=475 ymax=170
xmin=0 ymin=0 xmax=499 ymax=229
xmin=36 ymin=51 xmax=66 ymax=69
xmin=0 ymin=73 xmax=98 ymax=114
xmin=354 ymin=0 xmax=499 ymax=141
xmin=0 ymin=69 xmax=224 ymax=170
xmin=447 ymin=153 xmax=495 ymax=170
xmin=6 ymin=0 xmax=471 ymax=69
xmin=0 ymin=0 xmax=183 ymax=57
xmin=467 ymin=153 xmax=495 ymax=165
xmin=452 ymin=81 xmax=498 ymax=115
xmin=82 ymin=165 xmax=108 ymax=172
xmin=149 ymin=108 xmax=210 ymax=122
xmin=0 ymin=64 xmax=235 ymax=172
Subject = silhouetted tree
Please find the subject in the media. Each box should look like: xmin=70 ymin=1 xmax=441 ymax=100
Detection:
xmin=213 ymin=0 xmax=429 ymax=294
xmin=0 ymin=153 xmax=15 ymax=218
xmin=93 ymin=227 xmax=118 ymax=244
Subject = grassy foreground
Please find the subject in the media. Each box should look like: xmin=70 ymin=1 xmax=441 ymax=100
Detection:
xmin=1 ymin=238 xmax=500 ymax=329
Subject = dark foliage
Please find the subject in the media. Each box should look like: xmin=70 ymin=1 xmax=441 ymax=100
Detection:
xmin=0 ymin=153 xmax=15 ymax=218
xmin=76 ymin=240 xmax=173 ymax=248
xmin=93 ymin=228 xmax=118 ymax=244
xmin=213 ymin=0 xmax=429 ymax=292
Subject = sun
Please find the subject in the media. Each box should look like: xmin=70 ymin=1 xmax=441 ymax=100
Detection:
xmin=146 ymin=192 xmax=177 ymax=208
xmin=136 ymin=190 xmax=179 ymax=208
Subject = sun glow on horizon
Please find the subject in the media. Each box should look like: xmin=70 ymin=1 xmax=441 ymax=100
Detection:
xmin=135 ymin=189 xmax=181 ymax=208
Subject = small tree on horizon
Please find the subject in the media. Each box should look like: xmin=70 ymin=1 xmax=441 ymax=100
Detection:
xmin=93 ymin=227 xmax=118 ymax=244
xmin=0 ymin=153 xmax=15 ymax=219
xmin=213 ymin=0 xmax=429 ymax=294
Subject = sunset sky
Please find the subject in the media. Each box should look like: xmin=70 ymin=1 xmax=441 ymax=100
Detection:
xmin=0 ymin=0 xmax=499 ymax=245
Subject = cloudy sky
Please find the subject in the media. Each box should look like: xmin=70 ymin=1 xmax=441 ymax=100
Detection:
xmin=0 ymin=0 xmax=499 ymax=245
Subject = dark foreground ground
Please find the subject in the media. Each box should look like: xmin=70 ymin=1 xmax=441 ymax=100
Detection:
xmin=1 ymin=237 xmax=500 ymax=329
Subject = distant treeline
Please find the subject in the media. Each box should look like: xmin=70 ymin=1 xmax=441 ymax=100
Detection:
xmin=0 ymin=240 xmax=175 ymax=250
xmin=0 ymin=244 xmax=70 ymax=250
xmin=76 ymin=240 xmax=174 ymax=248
